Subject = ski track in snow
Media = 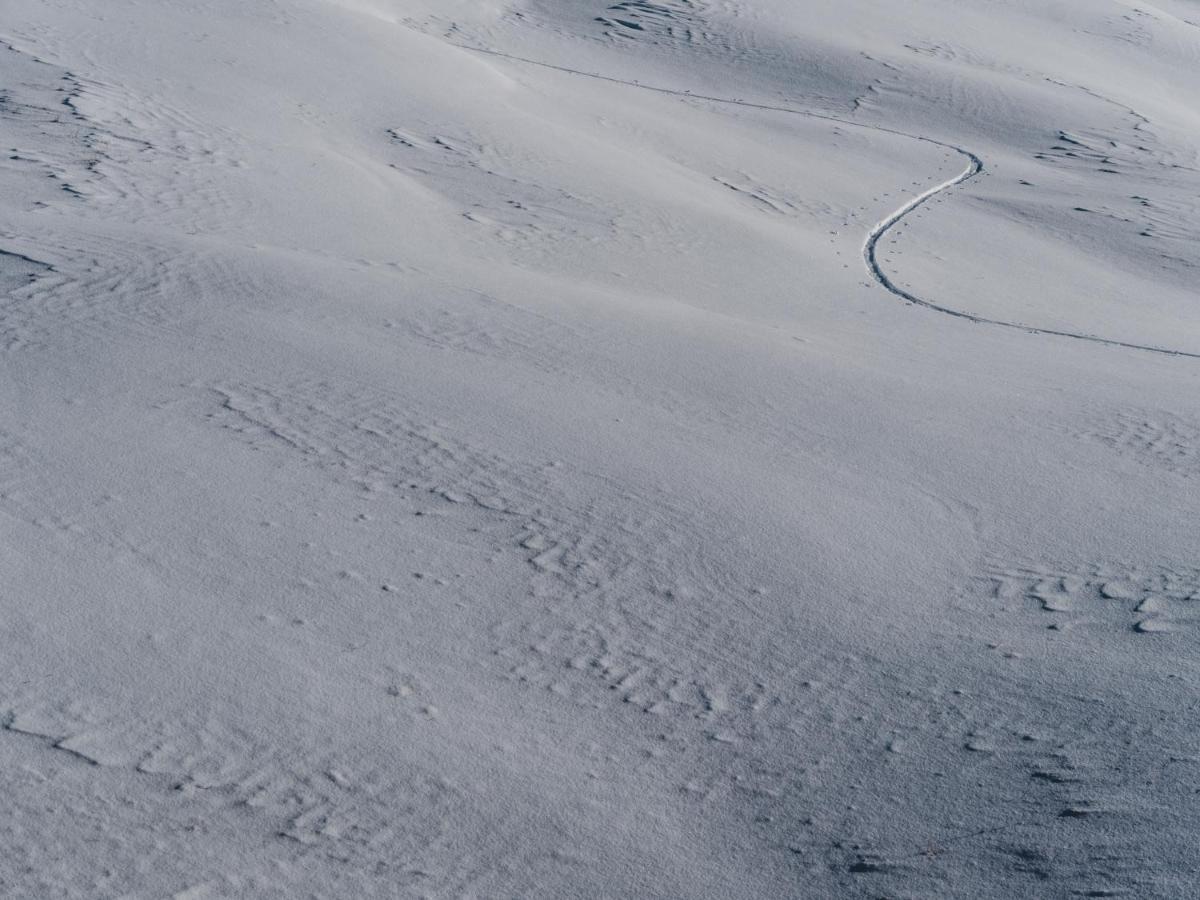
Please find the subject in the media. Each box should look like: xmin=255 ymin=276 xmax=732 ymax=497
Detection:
xmin=454 ymin=41 xmax=1200 ymax=362
xmin=2 ymin=6 xmax=1199 ymax=895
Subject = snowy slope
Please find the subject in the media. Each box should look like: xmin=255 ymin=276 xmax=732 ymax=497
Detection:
xmin=1 ymin=0 xmax=1198 ymax=896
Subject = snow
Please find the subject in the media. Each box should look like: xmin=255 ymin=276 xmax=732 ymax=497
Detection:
xmin=1 ymin=0 xmax=1198 ymax=896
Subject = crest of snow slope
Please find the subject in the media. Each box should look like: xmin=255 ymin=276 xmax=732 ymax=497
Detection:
xmin=0 ymin=0 xmax=1198 ymax=897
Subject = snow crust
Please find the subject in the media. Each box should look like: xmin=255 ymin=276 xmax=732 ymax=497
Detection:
xmin=1 ymin=0 xmax=1199 ymax=895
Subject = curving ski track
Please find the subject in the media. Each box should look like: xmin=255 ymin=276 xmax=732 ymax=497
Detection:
xmin=864 ymin=154 xmax=1200 ymax=359
xmin=452 ymin=41 xmax=1200 ymax=361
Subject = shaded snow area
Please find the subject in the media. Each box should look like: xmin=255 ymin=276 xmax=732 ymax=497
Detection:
xmin=1 ymin=0 xmax=1199 ymax=896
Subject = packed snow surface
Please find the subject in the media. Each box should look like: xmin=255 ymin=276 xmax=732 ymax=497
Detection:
xmin=1 ymin=0 xmax=1199 ymax=896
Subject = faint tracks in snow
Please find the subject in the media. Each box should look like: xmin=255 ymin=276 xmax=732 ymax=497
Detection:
xmin=865 ymin=159 xmax=1200 ymax=359
xmin=447 ymin=41 xmax=1200 ymax=360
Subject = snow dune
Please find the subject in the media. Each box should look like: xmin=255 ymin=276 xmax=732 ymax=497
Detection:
xmin=1 ymin=0 xmax=1198 ymax=896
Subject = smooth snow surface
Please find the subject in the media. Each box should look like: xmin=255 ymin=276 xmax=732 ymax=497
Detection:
xmin=2 ymin=0 xmax=1199 ymax=896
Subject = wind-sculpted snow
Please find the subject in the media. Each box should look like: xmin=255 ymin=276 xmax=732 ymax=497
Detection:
xmin=455 ymin=40 xmax=1200 ymax=360
xmin=2 ymin=0 xmax=1200 ymax=896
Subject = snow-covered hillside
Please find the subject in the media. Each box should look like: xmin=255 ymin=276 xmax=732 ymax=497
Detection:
xmin=1 ymin=0 xmax=1198 ymax=896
